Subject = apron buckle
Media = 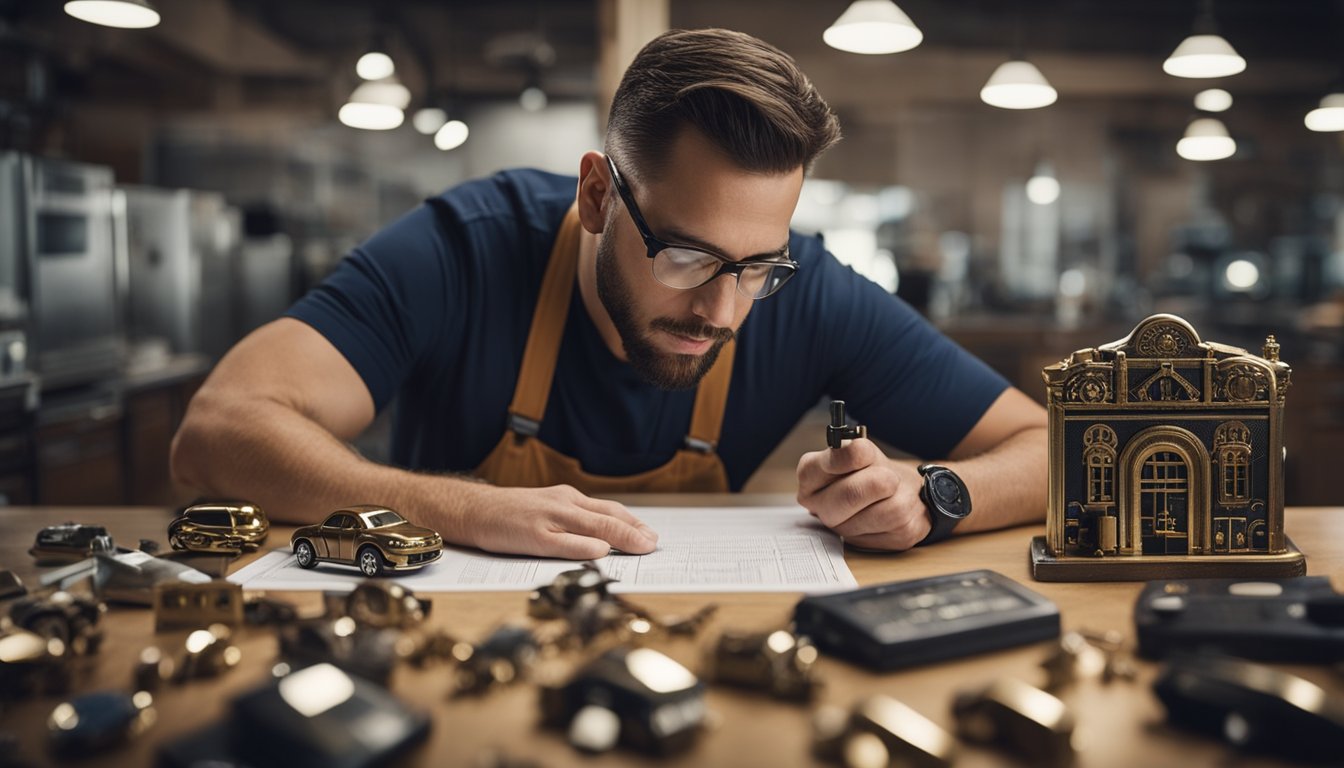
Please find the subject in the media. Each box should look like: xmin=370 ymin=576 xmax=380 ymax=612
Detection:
xmin=508 ymin=413 xmax=541 ymax=437
xmin=683 ymin=436 xmax=715 ymax=454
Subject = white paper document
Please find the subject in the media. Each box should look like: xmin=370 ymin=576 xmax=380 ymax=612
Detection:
xmin=228 ymin=506 xmax=856 ymax=594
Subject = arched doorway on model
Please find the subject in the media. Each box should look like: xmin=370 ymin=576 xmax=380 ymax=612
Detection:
xmin=1116 ymin=426 xmax=1210 ymax=556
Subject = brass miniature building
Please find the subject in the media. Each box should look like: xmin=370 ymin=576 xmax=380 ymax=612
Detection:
xmin=1030 ymin=314 xmax=1305 ymax=581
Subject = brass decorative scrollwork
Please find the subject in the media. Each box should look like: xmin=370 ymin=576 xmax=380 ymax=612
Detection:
xmin=1066 ymin=371 xmax=1112 ymax=403
xmin=1218 ymin=364 xmax=1269 ymax=403
xmin=1136 ymin=323 xmax=1191 ymax=358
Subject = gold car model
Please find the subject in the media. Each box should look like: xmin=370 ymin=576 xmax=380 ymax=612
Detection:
xmin=291 ymin=505 xmax=442 ymax=577
xmin=168 ymin=501 xmax=270 ymax=554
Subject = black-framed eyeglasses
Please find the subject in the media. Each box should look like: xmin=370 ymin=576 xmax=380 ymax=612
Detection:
xmin=605 ymin=154 xmax=798 ymax=300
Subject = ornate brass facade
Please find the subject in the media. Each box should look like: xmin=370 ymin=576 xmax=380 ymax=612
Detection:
xmin=1032 ymin=314 xmax=1305 ymax=580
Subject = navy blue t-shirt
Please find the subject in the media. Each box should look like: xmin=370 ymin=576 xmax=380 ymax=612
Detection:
xmin=285 ymin=169 xmax=1009 ymax=490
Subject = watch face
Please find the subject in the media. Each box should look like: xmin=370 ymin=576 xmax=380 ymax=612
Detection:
xmin=928 ymin=473 xmax=967 ymax=517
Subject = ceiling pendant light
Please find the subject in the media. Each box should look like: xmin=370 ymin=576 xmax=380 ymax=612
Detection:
xmin=434 ymin=120 xmax=470 ymax=151
xmin=339 ymin=77 xmax=410 ymax=131
xmin=1176 ymin=117 xmax=1236 ymax=161
xmin=1163 ymin=1 xmax=1244 ymax=79
xmin=64 ymin=0 xmax=160 ymax=29
xmin=981 ymin=59 xmax=1057 ymax=110
xmin=519 ymin=86 xmax=547 ymax=112
xmin=412 ymin=107 xmax=448 ymax=135
xmin=1193 ymin=88 xmax=1233 ymax=112
xmin=823 ymin=0 xmax=923 ymax=55
xmin=519 ymin=69 xmax=548 ymax=112
xmin=1026 ymin=162 xmax=1060 ymax=205
xmin=356 ymin=51 xmax=395 ymax=81
xmin=1304 ymin=92 xmax=1344 ymax=133
xmin=1163 ymin=35 xmax=1245 ymax=78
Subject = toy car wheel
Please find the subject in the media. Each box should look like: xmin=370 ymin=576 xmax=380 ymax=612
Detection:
xmin=168 ymin=533 xmax=185 ymax=551
xmin=294 ymin=540 xmax=316 ymax=569
xmin=358 ymin=546 xmax=385 ymax=578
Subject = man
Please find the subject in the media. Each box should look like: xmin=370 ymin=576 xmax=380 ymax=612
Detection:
xmin=171 ymin=28 xmax=1047 ymax=559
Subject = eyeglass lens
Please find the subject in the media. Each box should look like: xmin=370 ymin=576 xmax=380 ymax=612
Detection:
xmin=651 ymin=248 xmax=792 ymax=298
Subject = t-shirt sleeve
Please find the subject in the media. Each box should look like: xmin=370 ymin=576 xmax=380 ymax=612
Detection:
xmin=284 ymin=203 xmax=454 ymax=412
xmin=807 ymin=253 xmax=1010 ymax=459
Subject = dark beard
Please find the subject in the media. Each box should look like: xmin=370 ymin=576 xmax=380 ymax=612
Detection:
xmin=595 ymin=235 xmax=734 ymax=390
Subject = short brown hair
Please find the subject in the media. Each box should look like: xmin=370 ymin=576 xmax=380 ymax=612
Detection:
xmin=605 ymin=28 xmax=841 ymax=181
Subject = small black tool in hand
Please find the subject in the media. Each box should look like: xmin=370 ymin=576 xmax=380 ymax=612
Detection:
xmin=826 ymin=400 xmax=867 ymax=449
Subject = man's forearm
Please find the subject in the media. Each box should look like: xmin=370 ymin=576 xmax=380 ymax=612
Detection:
xmin=925 ymin=426 xmax=1048 ymax=535
xmin=170 ymin=392 xmax=481 ymax=545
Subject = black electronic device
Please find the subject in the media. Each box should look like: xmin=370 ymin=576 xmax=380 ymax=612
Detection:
xmin=793 ymin=569 xmax=1060 ymax=671
xmin=1134 ymin=577 xmax=1344 ymax=662
xmin=1153 ymin=654 xmax=1344 ymax=762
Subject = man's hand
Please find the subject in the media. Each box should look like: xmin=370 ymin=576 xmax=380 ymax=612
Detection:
xmin=796 ymin=438 xmax=929 ymax=551
xmin=453 ymin=484 xmax=659 ymax=560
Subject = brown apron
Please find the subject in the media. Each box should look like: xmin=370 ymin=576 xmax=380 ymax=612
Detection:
xmin=474 ymin=207 xmax=733 ymax=494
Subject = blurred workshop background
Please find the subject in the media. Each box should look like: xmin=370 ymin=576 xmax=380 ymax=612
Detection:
xmin=0 ymin=0 xmax=1341 ymax=507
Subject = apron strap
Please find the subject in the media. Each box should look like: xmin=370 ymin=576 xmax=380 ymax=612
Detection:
xmin=506 ymin=206 xmax=583 ymax=432
xmin=684 ymin=338 xmax=735 ymax=453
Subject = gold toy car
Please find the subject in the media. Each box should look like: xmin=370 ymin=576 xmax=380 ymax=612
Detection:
xmin=168 ymin=501 xmax=269 ymax=554
xmin=291 ymin=505 xmax=442 ymax=577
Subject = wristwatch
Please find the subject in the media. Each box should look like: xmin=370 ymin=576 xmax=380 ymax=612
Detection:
xmin=916 ymin=463 xmax=971 ymax=546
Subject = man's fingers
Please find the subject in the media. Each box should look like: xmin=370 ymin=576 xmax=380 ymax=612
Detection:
xmin=577 ymin=495 xmax=659 ymax=543
xmin=821 ymin=439 xmax=880 ymax=474
xmin=797 ymin=439 xmax=880 ymax=491
xmin=832 ymin=499 xmax=929 ymax=542
xmin=559 ymin=507 xmax=658 ymax=555
xmin=546 ymin=532 xmax=620 ymax=561
xmin=804 ymin=467 xmax=901 ymax=529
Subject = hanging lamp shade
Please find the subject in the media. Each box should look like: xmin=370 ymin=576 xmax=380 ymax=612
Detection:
xmin=64 ymin=0 xmax=160 ymax=29
xmin=434 ymin=120 xmax=470 ymax=151
xmin=339 ymin=78 xmax=410 ymax=131
xmin=1163 ymin=34 xmax=1245 ymax=78
xmin=1026 ymin=163 xmax=1060 ymax=205
xmin=980 ymin=59 xmax=1057 ymax=110
xmin=412 ymin=107 xmax=448 ymax=135
xmin=1176 ymin=117 xmax=1236 ymax=161
xmin=1304 ymin=93 xmax=1344 ymax=133
xmin=1193 ymin=88 xmax=1233 ymax=112
xmin=519 ymin=85 xmax=548 ymax=112
xmin=823 ymin=0 xmax=923 ymax=55
xmin=356 ymin=51 xmax=395 ymax=81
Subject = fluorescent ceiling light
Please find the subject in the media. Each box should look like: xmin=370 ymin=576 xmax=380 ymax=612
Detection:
xmin=1194 ymin=88 xmax=1233 ymax=112
xmin=1304 ymin=93 xmax=1344 ymax=132
xmin=1177 ymin=117 xmax=1236 ymax=161
xmin=64 ymin=0 xmax=160 ymax=29
xmin=980 ymin=60 xmax=1057 ymax=110
xmin=1163 ymin=34 xmax=1245 ymax=78
xmin=823 ymin=0 xmax=922 ymax=55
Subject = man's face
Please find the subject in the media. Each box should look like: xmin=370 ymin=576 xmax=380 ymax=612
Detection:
xmin=596 ymin=130 xmax=803 ymax=390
